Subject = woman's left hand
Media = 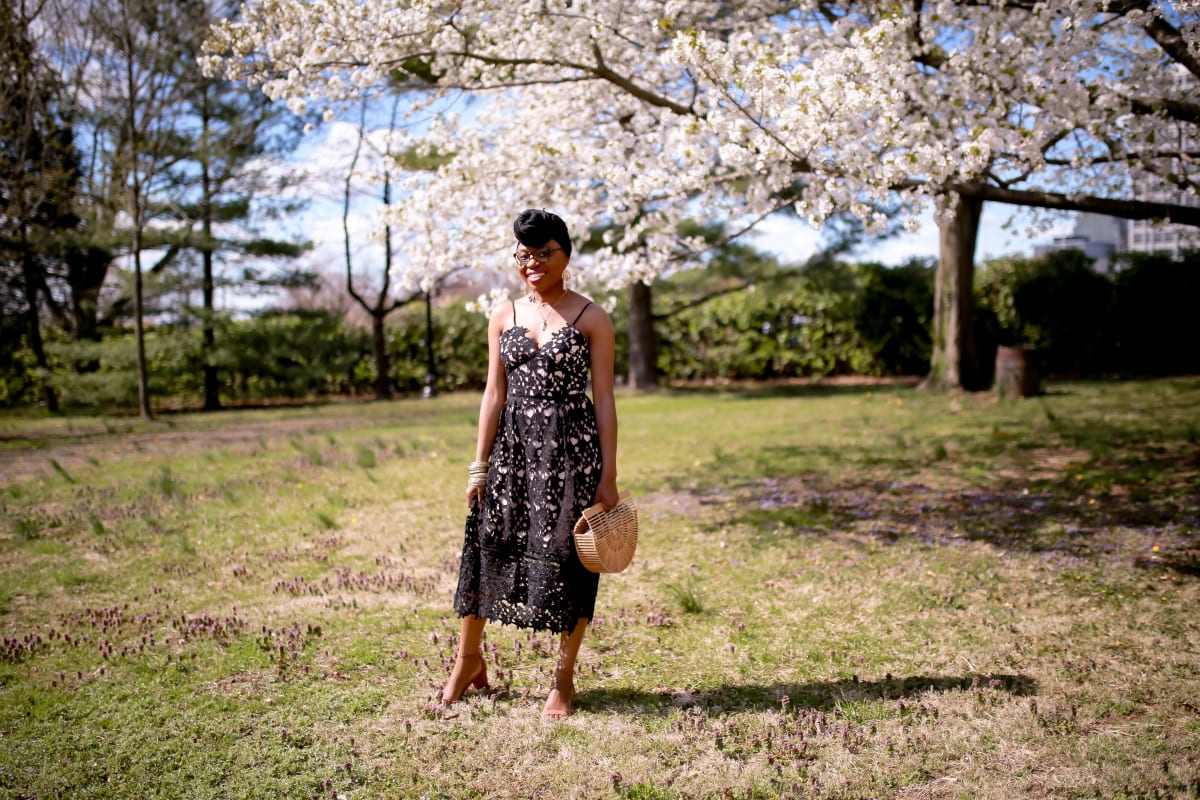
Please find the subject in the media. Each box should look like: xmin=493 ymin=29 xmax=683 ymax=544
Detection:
xmin=593 ymin=478 xmax=620 ymax=511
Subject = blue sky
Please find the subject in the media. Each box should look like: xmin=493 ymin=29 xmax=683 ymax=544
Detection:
xmin=751 ymin=205 xmax=1070 ymax=267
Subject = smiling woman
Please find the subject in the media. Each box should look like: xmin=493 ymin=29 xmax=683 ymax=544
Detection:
xmin=441 ymin=209 xmax=624 ymax=721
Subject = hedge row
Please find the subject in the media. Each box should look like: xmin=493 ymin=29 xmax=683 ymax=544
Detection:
xmin=2 ymin=248 xmax=1195 ymax=409
xmin=3 ymin=304 xmax=489 ymax=409
xmin=653 ymin=260 xmax=933 ymax=381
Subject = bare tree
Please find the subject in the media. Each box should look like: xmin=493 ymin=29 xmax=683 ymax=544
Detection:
xmin=341 ymin=96 xmax=422 ymax=399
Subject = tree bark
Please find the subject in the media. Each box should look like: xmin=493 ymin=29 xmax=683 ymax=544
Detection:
xmin=131 ymin=225 xmax=153 ymax=420
xmin=202 ymin=245 xmax=219 ymax=410
xmin=422 ymin=289 xmax=437 ymax=398
xmin=948 ymin=181 xmax=1200 ymax=227
xmin=627 ymin=279 xmax=658 ymax=390
xmin=374 ymin=312 xmax=391 ymax=399
xmin=132 ymin=229 xmax=152 ymax=420
xmin=118 ymin=1 xmax=153 ymax=421
xmin=201 ymin=87 xmax=220 ymax=411
xmin=21 ymin=242 xmax=59 ymax=412
xmin=922 ymin=191 xmax=984 ymax=392
xmin=66 ymin=246 xmax=110 ymax=343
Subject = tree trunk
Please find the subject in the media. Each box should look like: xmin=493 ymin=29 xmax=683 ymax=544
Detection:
xmin=132 ymin=233 xmax=153 ymax=420
xmin=422 ymin=290 xmax=437 ymax=398
xmin=627 ymin=279 xmax=658 ymax=390
xmin=373 ymin=312 xmax=391 ymax=399
xmin=922 ymin=191 xmax=984 ymax=392
xmin=201 ymin=90 xmax=220 ymax=412
xmin=201 ymin=245 xmax=220 ymax=410
xmin=121 ymin=6 xmax=152 ymax=421
xmin=21 ymin=242 xmax=58 ymax=412
xmin=66 ymin=245 xmax=110 ymax=343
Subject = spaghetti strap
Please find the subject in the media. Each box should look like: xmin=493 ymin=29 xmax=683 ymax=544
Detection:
xmin=570 ymin=301 xmax=593 ymax=326
xmin=511 ymin=299 xmax=517 ymax=327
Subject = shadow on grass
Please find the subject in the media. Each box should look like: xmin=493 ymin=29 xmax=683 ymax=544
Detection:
xmin=700 ymin=474 xmax=1200 ymax=578
xmin=577 ymin=672 xmax=1037 ymax=717
xmin=658 ymin=378 xmax=1200 ymax=576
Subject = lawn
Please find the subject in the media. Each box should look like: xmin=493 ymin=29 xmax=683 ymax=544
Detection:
xmin=1 ymin=379 xmax=1197 ymax=799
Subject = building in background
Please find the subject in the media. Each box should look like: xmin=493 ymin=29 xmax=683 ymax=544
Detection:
xmin=1123 ymin=97 xmax=1200 ymax=261
xmin=1125 ymin=185 xmax=1200 ymax=259
xmin=1034 ymin=205 xmax=1198 ymax=272
xmin=1033 ymin=213 xmax=1127 ymax=274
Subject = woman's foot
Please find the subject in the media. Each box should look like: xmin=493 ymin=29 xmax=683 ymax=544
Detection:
xmin=541 ymin=681 xmax=574 ymax=720
xmin=441 ymin=653 xmax=488 ymax=704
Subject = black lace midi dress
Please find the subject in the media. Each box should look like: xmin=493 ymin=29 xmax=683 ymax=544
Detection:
xmin=453 ymin=301 xmax=602 ymax=633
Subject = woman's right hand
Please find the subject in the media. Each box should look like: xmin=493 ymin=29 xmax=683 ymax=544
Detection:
xmin=466 ymin=484 xmax=485 ymax=511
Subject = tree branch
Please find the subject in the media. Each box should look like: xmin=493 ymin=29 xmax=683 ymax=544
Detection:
xmin=653 ymin=280 xmax=751 ymax=321
xmin=1041 ymin=150 xmax=1200 ymax=168
xmin=948 ymin=181 xmax=1200 ymax=226
xmin=588 ymin=41 xmax=695 ymax=117
xmin=1138 ymin=9 xmax=1200 ymax=80
xmin=148 ymin=244 xmax=181 ymax=274
xmin=383 ymin=290 xmax=422 ymax=316
xmin=371 ymin=43 xmax=699 ymax=117
xmin=1126 ymin=94 xmax=1200 ymax=126
xmin=954 ymin=0 xmax=1200 ymax=78
xmin=343 ymin=101 xmax=368 ymax=311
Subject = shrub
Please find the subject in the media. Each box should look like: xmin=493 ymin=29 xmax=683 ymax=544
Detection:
xmin=656 ymin=285 xmax=873 ymax=381
xmin=847 ymin=260 xmax=934 ymax=376
xmin=655 ymin=259 xmax=933 ymax=382
xmin=220 ymin=310 xmax=370 ymax=399
xmin=43 ymin=311 xmax=372 ymax=409
xmin=1111 ymin=251 xmax=1200 ymax=375
xmin=975 ymin=250 xmax=1117 ymax=378
xmin=384 ymin=301 xmax=489 ymax=393
xmin=0 ymin=324 xmax=38 ymax=407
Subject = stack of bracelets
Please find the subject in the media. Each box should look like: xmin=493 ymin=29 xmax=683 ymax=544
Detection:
xmin=467 ymin=460 xmax=490 ymax=489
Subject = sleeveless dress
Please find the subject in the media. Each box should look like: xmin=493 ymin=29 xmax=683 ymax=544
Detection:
xmin=453 ymin=301 xmax=602 ymax=633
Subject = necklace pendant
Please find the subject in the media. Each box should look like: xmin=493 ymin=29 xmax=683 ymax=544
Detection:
xmin=542 ymin=320 xmax=548 ymax=331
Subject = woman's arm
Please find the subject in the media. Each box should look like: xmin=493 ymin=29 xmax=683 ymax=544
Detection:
xmin=466 ymin=306 xmax=509 ymax=509
xmin=583 ymin=305 xmax=620 ymax=510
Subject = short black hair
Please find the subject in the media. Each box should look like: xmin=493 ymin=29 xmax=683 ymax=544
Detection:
xmin=513 ymin=209 xmax=572 ymax=258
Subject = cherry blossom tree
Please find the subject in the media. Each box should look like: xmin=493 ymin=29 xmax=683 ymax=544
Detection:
xmin=205 ymin=0 xmax=1200 ymax=390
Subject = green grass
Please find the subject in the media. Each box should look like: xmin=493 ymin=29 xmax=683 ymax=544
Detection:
xmin=0 ymin=378 xmax=1198 ymax=799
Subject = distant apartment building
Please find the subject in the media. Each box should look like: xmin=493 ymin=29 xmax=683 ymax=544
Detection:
xmin=1033 ymin=213 xmax=1127 ymax=274
xmin=1126 ymin=219 xmax=1200 ymax=256
xmin=1034 ymin=72 xmax=1198 ymax=272
xmin=1126 ymin=202 xmax=1200 ymax=260
xmin=1034 ymin=206 xmax=1198 ymax=273
xmin=1123 ymin=64 xmax=1200 ymax=261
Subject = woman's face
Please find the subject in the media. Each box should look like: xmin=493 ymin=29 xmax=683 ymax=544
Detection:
xmin=514 ymin=239 xmax=569 ymax=292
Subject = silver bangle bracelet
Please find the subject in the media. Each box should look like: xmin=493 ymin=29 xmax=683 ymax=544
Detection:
xmin=467 ymin=460 xmax=490 ymax=488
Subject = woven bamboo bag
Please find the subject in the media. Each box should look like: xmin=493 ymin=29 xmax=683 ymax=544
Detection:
xmin=573 ymin=490 xmax=639 ymax=574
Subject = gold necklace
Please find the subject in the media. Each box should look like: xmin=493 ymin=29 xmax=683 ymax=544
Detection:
xmin=530 ymin=291 xmax=567 ymax=331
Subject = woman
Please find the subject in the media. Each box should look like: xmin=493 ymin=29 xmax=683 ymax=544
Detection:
xmin=442 ymin=209 xmax=620 ymax=720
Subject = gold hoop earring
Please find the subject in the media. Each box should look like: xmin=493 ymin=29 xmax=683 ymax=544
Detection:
xmin=562 ymin=270 xmax=570 ymax=287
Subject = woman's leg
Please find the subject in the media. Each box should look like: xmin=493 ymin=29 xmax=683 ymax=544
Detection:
xmin=441 ymin=614 xmax=488 ymax=703
xmin=543 ymin=617 xmax=588 ymax=719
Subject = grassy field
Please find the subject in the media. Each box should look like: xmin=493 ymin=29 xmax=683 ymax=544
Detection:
xmin=1 ymin=378 xmax=1197 ymax=800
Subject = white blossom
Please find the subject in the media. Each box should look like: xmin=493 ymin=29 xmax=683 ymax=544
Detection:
xmin=204 ymin=0 xmax=1200 ymax=293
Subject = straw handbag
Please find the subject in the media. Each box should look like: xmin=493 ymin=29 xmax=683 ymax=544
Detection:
xmin=573 ymin=491 xmax=639 ymax=574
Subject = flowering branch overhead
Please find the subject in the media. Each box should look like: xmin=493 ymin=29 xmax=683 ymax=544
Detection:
xmin=204 ymin=0 xmax=1200 ymax=289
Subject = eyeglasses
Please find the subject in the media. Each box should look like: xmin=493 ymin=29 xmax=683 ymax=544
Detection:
xmin=513 ymin=246 xmax=563 ymax=266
